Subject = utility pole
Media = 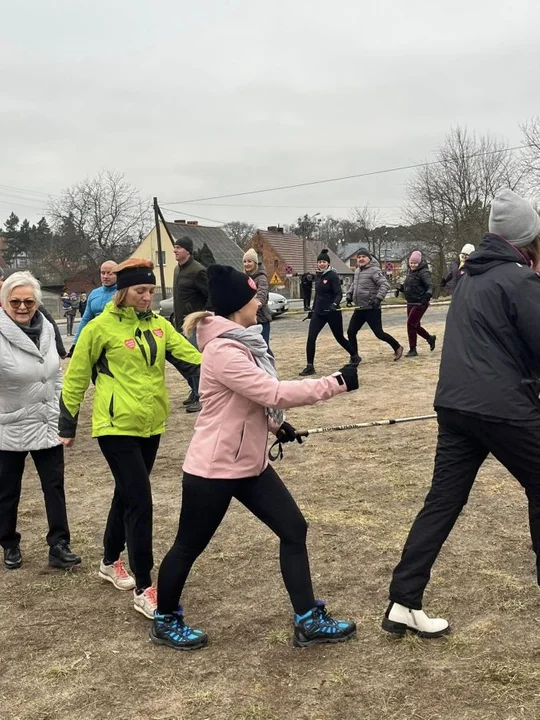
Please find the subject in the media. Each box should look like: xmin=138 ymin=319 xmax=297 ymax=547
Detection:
xmin=153 ymin=197 xmax=167 ymax=300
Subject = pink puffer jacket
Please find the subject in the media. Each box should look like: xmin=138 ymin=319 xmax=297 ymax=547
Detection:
xmin=182 ymin=316 xmax=346 ymax=479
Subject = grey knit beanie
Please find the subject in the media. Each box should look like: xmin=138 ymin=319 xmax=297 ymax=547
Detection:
xmin=488 ymin=189 xmax=540 ymax=247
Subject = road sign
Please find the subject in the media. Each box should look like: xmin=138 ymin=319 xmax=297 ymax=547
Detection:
xmin=269 ymin=272 xmax=283 ymax=284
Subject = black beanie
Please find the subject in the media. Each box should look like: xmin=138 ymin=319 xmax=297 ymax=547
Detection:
xmin=356 ymin=247 xmax=371 ymax=258
xmin=317 ymin=248 xmax=331 ymax=262
xmin=173 ymin=235 xmax=194 ymax=254
xmin=207 ymin=264 xmax=257 ymax=317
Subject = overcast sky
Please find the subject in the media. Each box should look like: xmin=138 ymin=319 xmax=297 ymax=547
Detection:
xmin=2 ymin=0 xmax=539 ymax=230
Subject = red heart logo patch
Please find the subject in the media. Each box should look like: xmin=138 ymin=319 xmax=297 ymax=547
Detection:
xmin=153 ymin=329 xmax=164 ymax=338
xmin=124 ymin=339 xmax=136 ymax=350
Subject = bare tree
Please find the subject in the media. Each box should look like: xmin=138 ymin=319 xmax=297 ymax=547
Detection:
xmin=48 ymin=171 xmax=151 ymax=272
xmin=520 ymin=117 xmax=540 ymax=195
xmin=223 ymin=221 xmax=257 ymax=249
xmin=348 ymin=205 xmax=392 ymax=261
xmin=404 ymin=127 xmax=522 ymax=280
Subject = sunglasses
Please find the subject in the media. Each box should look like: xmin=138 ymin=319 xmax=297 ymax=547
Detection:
xmin=9 ymin=298 xmax=36 ymax=309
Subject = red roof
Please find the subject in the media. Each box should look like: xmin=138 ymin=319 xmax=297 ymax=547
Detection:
xmin=254 ymin=230 xmax=353 ymax=275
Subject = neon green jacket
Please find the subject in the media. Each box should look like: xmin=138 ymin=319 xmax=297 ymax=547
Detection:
xmin=59 ymin=302 xmax=201 ymax=438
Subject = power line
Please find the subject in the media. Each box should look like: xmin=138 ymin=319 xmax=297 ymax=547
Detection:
xmin=163 ymin=143 xmax=531 ymax=205
xmin=0 ymin=184 xmax=59 ymax=199
xmin=170 ymin=202 xmax=401 ymax=209
xmin=159 ymin=205 xmax=228 ymax=225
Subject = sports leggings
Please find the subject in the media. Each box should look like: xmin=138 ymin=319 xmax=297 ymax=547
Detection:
xmin=157 ymin=465 xmax=316 ymax=615
xmin=306 ymin=312 xmax=353 ymax=365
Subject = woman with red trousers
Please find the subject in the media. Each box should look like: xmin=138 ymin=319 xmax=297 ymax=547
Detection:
xmin=396 ymin=251 xmax=436 ymax=357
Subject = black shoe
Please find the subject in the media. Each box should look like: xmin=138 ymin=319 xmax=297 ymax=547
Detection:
xmin=185 ymin=399 xmax=201 ymax=414
xmin=4 ymin=545 xmax=22 ymax=570
xmin=428 ymin=335 xmax=437 ymax=352
xmin=299 ymin=364 xmax=316 ymax=376
xmin=48 ymin=541 xmax=81 ymax=569
xmin=150 ymin=607 xmax=208 ymax=651
xmin=182 ymin=391 xmax=195 ymax=406
xmin=349 ymin=354 xmax=362 ymax=367
xmin=294 ymin=601 xmax=356 ymax=648
xmin=405 ymin=348 xmax=418 ymax=358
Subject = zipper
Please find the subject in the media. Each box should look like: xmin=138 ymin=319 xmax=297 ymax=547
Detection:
xmin=109 ymin=394 xmax=115 ymax=419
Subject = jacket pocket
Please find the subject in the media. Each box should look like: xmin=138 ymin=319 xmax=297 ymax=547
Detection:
xmin=234 ymin=424 xmax=246 ymax=461
xmin=108 ymin=394 xmax=115 ymax=419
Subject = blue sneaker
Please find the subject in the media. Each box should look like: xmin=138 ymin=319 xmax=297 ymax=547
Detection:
xmin=150 ymin=606 xmax=208 ymax=651
xmin=293 ymin=600 xmax=356 ymax=648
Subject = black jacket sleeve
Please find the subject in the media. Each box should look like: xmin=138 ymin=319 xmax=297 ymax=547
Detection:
xmin=419 ymin=267 xmax=434 ymax=297
xmin=39 ymin=305 xmax=67 ymax=357
xmin=330 ymin=272 xmax=343 ymax=306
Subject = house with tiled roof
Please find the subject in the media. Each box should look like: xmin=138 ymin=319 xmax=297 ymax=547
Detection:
xmin=131 ymin=219 xmax=244 ymax=298
xmin=246 ymin=226 xmax=353 ymax=296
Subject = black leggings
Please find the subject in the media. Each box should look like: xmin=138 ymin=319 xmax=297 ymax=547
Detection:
xmin=306 ymin=312 xmax=353 ymax=365
xmin=347 ymin=308 xmax=401 ymax=355
xmin=157 ymin=465 xmax=315 ymax=615
xmin=98 ymin=435 xmax=160 ymax=589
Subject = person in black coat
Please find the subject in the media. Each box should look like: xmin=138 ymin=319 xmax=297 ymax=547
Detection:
xmin=300 ymin=272 xmax=315 ymax=311
xmin=299 ymin=249 xmax=356 ymax=375
xmin=383 ymin=189 xmax=540 ymax=639
xmin=396 ymin=251 xmax=436 ymax=357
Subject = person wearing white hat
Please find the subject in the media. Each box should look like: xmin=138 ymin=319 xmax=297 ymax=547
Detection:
xmin=441 ymin=243 xmax=476 ymax=295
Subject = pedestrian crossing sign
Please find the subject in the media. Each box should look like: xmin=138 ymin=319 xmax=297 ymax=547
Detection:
xmin=270 ymin=272 xmax=283 ymax=284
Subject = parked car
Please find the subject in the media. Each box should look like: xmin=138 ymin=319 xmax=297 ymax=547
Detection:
xmin=159 ymin=292 xmax=288 ymax=324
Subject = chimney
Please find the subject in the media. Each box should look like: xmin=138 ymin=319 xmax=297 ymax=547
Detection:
xmin=186 ymin=220 xmax=198 ymax=226
xmin=277 ymin=226 xmax=284 ymax=234
xmin=267 ymin=225 xmax=278 ymax=232
xmin=174 ymin=219 xmax=186 ymax=224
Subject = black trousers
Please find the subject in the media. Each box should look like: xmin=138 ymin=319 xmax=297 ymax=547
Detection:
xmin=0 ymin=445 xmax=70 ymax=549
xmin=98 ymin=435 xmax=160 ymax=589
xmin=157 ymin=465 xmax=315 ymax=615
xmin=389 ymin=409 xmax=540 ymax=609
xmin=306 ymin=312 xmax=354 ymax=365
xmin=347 ymin=308 xmax=401 ymax=355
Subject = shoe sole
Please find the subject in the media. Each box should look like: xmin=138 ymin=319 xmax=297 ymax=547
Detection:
xmin=381 ymin=617 xmax=450 ymax=639
xmin=99 ymin=570 xmax=136 ymax=591
xmin=134 ymin=602 xmax=157 ymax=620
xmin=293 ymin=630 xmax=356 ymax=648
xmin=48 ymin=558 xmax=81 ymax=569
xmin=394 ymin=348 xmax=404 ymax=361
xmin=4 ymin=561 xmax=22 ymax=570
xmin=149 ymin=627 xmax=208 ymax=651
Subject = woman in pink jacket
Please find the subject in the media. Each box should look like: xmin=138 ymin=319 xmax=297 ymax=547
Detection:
xmin=152 ymin=265 xmax=358 ymax=651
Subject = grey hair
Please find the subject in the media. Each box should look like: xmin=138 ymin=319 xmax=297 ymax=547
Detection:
xmin=0 ymin=270 xmax=42 ymax=306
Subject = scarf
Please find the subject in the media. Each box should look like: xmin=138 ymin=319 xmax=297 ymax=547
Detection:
xmin=219 ymin=324 xmax=284 ymax=426
xmin=10 ymin=310 xmax=43 ymax=348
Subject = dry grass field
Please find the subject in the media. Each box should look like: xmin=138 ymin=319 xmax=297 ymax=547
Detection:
xmin=2 ymin=310 xmax=539 ymax=720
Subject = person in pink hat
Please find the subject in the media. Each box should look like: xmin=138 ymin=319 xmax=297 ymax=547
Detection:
xmin=396 ymin=250 xmax=435 ymax=357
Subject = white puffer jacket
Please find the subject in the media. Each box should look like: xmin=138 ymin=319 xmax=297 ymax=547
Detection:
xmin=0 ymin=309 xmax=62 ymax=451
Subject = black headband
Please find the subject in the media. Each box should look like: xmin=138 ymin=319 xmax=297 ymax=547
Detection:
xmin=116 ymin=267 xmax=156 ymax=290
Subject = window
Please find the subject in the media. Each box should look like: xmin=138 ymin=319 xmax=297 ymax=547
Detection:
xmin=12 ymin=253 xmax=29 ymax=268
xmin=274 ymin=259 xmax=279 ymax=269
xmin=155 ymin=250 xmax=166 ymax=267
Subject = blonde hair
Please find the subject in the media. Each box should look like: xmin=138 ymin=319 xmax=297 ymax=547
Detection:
xmin=0 ymin=270 xmax=42 ymax=306
xmin=113 ymin=288 xmax=129 ymax=308
xmin=182 ymin=311 xmax=213 ymax=337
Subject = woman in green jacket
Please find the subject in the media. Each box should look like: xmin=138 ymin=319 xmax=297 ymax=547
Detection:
xmin=58 ymin=259 xmax=201 ymax=619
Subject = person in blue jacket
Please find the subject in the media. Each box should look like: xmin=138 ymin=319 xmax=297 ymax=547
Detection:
xmin=69 ymin=261 xmax=117 ymax=353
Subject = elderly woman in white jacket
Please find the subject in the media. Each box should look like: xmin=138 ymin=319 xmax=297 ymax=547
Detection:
xmin=0 ymin=271 xmax=80 ymax=570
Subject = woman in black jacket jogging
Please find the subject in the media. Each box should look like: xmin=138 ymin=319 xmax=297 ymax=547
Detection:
xmin=396 ymin=251 xmax=435 ymax=357
xmin=383 ymin=189 xmax=540 ymax=638
xmin=299 ymin=249 xmax=356 ymax=376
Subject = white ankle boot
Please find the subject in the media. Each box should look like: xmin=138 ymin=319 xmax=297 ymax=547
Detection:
xmin=382 ymin=602 xmax=450 ymax=638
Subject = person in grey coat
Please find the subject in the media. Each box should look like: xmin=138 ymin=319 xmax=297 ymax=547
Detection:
xmin=0 ymin=271 xmax=80 ymax=571
xmin=346 ymin=249 xmax=403 ymax=362
xmin=242 ymin=249 xmax=273 ymax=351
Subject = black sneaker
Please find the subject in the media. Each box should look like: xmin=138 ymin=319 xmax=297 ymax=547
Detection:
xmin=428 ymin=335 xmax=437 ymax=352
xmin=293 ymin=601 xmax=356 ymax=648
xmin=48 ymin=541 xmax=81 ymax=569
xmin=299 ymin=364 xmax=316 ymax=376
xmin=185 ymin=399 xmax=201 ymax=414
xmin=150 ymin=607 xmax=208 ymax=651
xmin=182 ymin=391 xmax=195 ymax=406
xmin=349 ymin=354 xmax=362 ymax=367
xmin=405 ymin=348 xmax=418 ymax=358
xmin=4 ymin=545 xmax=22 ymax=570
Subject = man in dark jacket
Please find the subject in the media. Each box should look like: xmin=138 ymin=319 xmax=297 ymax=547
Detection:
xmin=172 ymin=236 xmax=209 ymax=413
xmin=383 ymin=189 xmax=540 ymax=639
xmin=300 ymin=272 xmax=315 ymax=311
xmin=346 ymin=249 xmax=403 ymax=362
xmin=299 ymin=249 xmax=355 ymax=375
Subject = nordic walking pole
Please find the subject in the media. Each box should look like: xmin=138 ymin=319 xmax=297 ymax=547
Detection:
xmin=269 ymin=414 xmax=436 ymax=460
xmin=296 ymin=414 xmax=437 ymax=438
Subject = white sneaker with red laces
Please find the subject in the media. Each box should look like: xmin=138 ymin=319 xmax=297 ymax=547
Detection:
xmin=99 ymin=559 xmax=136 ymax=591
xmin=133 ymin=585 xmax=158 ymax=619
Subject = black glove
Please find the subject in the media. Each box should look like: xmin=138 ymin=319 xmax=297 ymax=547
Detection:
xmin=422 ymin=293 xmax=432 ymax=306
xmin=440 ymin=278 xmax=447 ymax=288
xmin=346 ymin=297 xmax=354 ymax=307
xmin=302 ymin=311 xmax=313 ymax=322
xmin=276 ymin=421 xmax=303 ymax=445
xmin=338 ymin=364 xmax=359 ymax=392
xmin=324 ymin=303 xmax=339 ymax=314
xmin=67 ymin=344 xmax=75 ymax=358
xmin=369 ymin=297 xmax=382 ymax=310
